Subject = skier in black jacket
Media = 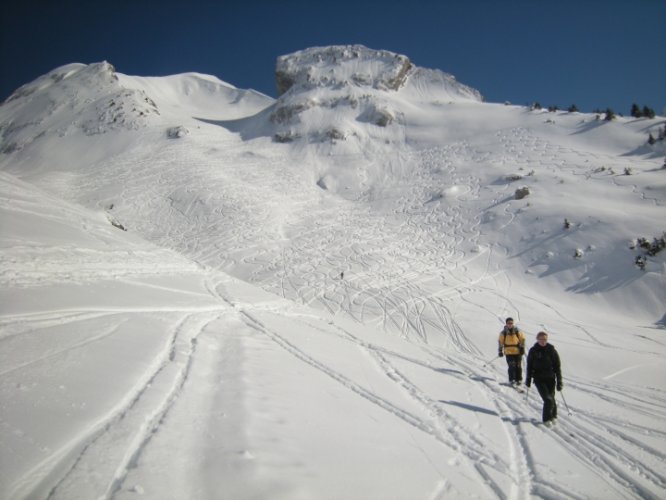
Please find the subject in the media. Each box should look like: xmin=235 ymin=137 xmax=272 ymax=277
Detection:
xmin=525 ymin=331 xmax=562 ymax=425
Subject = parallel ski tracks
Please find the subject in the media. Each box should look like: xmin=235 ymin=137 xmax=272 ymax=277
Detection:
xmin=239 ymin=309 xmax=514 ymax=499
xmin=237 ymin=302 xmax=535 ymax=498
xmin=17 ymin=127 xmax=663 ymax=498
xmin=242 ymin=300 xmax=666 ymax=500
xmin=12 ymin=311 xmax=222 ymax=500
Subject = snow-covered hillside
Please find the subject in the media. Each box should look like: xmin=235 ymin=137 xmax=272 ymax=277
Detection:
xmin=1 ymin=45 xmax=665 ymax=499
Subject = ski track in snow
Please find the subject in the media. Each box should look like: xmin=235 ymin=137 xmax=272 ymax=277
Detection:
xmin=2 ymin=88 xmax=666 ymax=499
xmin=25 ymin=128 xmax=662 ymax=498
xmin=236 ymin=309 xmax=510 ymax=499
xmin=228 ymin=290 xmax=665 ymax=500
xmin=15 ymin=311 xmax=221 ymax=500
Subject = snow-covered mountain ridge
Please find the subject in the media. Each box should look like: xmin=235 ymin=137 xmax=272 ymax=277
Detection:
xmin=274 ymin=45 xmax=481 ymax=101
xmin=0 ymin=61 xmax=273 ymax=161
xmin=268 ymin=45 xmax=482 ymax=145
xmin=1 ymin=62 xmax=158 ymax=142
xmin=1 ymin=45 xmax=666 ymax=499
xmin=1 ymin=44 xmax=664 ymax=329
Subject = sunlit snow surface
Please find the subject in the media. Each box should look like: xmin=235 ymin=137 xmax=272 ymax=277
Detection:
xmin=1 ymin=47 xmax=665 ymax=499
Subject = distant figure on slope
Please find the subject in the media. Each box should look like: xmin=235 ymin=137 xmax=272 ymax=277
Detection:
xmin=340 ymin=271 xmax=344 ymax=280
xmin=498 ymin=317 xmax=526 ymax=387
xmin=525 ymin=331 xmax=562 ymax=425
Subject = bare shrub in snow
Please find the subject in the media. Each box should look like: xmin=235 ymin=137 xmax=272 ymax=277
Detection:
xmin=637 ymin=233 xmax=666 ymax=256
xmin=635 ymin=255 xmax=647 ymax=270
xmin=325 ymin=128 xmax=346 ymax=141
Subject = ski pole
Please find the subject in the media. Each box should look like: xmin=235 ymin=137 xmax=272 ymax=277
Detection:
xmin=483 ymin=355 xmax=501 ymax=367
xmin=560 ymin=390 xmax=573 ymax=416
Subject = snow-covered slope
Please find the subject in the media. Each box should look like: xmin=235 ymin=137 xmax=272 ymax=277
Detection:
xmin=1 ymin=45 xmax=665 ymax=499
xmin=1 ymin=62 xmax=160 ymax=143
xmin=118 ymin=71 xmax=273 ymax=121
xmin=0 ymin=61 xmax=273 ymax=180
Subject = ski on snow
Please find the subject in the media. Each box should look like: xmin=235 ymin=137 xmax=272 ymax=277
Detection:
xmin=499 ymin=381 xmax=525 ymax=393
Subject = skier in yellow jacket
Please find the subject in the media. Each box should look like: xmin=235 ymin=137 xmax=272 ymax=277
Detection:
xmin=498 ymin=317 xmax=526 ymax=387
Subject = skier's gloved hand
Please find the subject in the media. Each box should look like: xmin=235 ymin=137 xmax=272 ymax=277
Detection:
xmin=498 ymin=350 xmax=504 ymax=358
xmin=525 ymin=379 xmax=531 ymax=388
xmin=519 ymin=346 xmax=525 ymax=355
xmin=556 ymin=383 xmax=563 ymax=391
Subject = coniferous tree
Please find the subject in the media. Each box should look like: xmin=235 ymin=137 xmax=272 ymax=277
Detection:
xmin=648 ymin=133 xmax=656 ymax=145
xmin=642 ymin=106 xmax=656 ymax=119
xmin=567 ymin=104 xmax=579 ymax=113
xmin=631 ymin=103 xmax=642 ymax=118
xmin=604 ymin=108 xmax=615 ymax=121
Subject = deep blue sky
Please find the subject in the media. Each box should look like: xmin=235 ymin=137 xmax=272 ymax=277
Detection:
xmin=2 ymin=0 xmax=664 ymax=114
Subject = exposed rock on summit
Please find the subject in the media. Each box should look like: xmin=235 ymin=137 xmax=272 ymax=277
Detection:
xmin=268 ymin=45 xmax=482 ymax=145
xmin=275 ymin=45 xmax=413 ymax=96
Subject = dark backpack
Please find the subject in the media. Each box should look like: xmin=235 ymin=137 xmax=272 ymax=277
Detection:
xmin=529 ymin=344 xmax=559 ymax=379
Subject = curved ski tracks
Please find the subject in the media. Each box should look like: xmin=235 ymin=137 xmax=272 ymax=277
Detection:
xmin=7 ymin=126 xmax=664 ymax=498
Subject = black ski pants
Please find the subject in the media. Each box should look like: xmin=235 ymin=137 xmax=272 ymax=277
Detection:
xmin=534 ymin=378 xmax=558 ymax=422
xmin=505 ymin=354 xmax=523 ymax=383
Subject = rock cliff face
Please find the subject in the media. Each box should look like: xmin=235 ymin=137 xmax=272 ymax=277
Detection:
xmin=268 ymin=45 xmax=482 ymax=145
xmin=275 ymin=45 xmax=413 ymax=96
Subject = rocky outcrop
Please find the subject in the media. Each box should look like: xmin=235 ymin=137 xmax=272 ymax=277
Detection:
xmin=167 ymin=126 xmax=189 ymax=139
xmin=514 ymin=186 xmax=531 ymax=200
xmin=82 ymin=88 xmax=160 ymax=135
xmin=275 ymin=45 xmax=413 ymax=96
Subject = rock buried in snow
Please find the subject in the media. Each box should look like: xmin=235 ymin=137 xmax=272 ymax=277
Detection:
xmin=167 ymin=126 xmax=189 ymax=139
xmin=514 ymin=186 xmax=531 ymax=200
